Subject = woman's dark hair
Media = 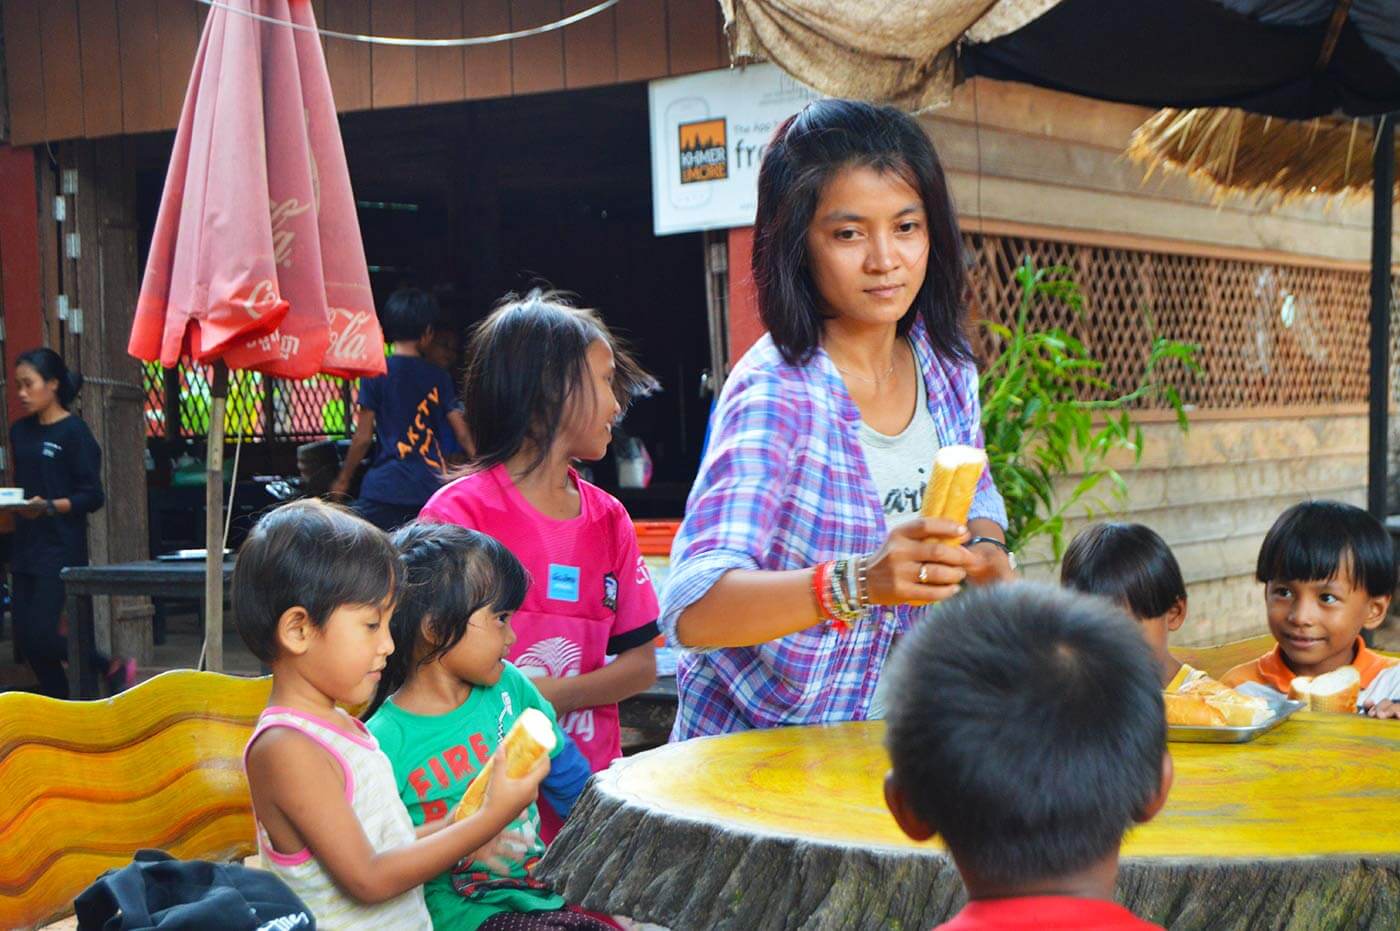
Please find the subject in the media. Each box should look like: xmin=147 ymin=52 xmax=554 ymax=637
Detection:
xmin=1061 ymin=522 xmax=1187 ymax=621
xmin=366 ymin=522 xmax=530 ymax=717
xmin=16 ymin=347 xmax=83 ymax=409
xmin=380 ymin=287 xmax=441 ymax=343
xmin=752 ymin=98 xmax=972 ymax=367
xmin=1256 ymin=500 xmax=1396 ymax=596
xmin=232 ymin=499 xmax=402 ymax=665
xmin=885 ymin=582 xmax=1164 ymax=888
xmin=461 ymin=289 xmax=657 ymax=476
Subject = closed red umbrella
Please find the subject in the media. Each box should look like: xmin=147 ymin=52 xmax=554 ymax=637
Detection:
xmin=129 ymin=0 xmax=386 ymax=670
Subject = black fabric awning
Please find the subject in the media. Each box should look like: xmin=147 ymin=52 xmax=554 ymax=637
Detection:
xmin=964 ymin=0 xmax=1400 ymax=118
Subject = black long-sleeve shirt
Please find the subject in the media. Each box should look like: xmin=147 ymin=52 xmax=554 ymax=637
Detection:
xmin=9 ymin=413 xmax=104 ymax=576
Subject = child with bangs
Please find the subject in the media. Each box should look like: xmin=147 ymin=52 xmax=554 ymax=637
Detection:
xmin=367 ymin=522 xmax=610 ymax=930
xmin=234 ymin=500 xmax=548 ymax=929
xmin=1060 ymin=522 xmax=1203 ymax=692
xmin=1223 ymin=501 xmax=1400 ymax=718
xmin=419 ymin=290 xmax=662 ymax=831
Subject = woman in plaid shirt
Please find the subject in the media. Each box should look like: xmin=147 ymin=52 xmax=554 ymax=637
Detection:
xmin=661 ymin=100 xmax=1013 ymax=740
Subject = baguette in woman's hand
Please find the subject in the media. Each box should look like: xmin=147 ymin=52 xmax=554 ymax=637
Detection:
xmin=920 ymin=446 xmax=987 ymax=536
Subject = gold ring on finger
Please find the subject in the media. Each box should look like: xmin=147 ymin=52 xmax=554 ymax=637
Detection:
xmin=918 ymin=563 xmax=929 ymax=585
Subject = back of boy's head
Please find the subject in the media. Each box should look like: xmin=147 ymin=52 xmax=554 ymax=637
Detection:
xmin=380 ymin=287 xmax=440 ymax=343
xmin=1255 ymin=500 xmax=1396 ymax=596
xmin=233 ymin=499 xmax=401 ymax=665
xmin=366 ymin=522 xmax=530 ymax=716
xmin=1061 ymin=522 xmax=1186 ymax=620
xmin=461 ymin=288 xmax=656 ymax=473
xmin=884 ymin=582 xmax=1165 ymax=887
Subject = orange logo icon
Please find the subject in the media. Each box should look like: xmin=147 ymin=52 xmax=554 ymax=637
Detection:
xmin=679 ymin=118 xmax=728 ymax=184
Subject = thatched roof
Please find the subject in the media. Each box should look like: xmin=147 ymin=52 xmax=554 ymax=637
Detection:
xmin=1126 ymin=108 xmax=1398 ymax=204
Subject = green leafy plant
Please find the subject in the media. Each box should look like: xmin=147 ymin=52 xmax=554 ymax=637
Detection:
xmin=980 ymin=258 xmax=1201 ymax=557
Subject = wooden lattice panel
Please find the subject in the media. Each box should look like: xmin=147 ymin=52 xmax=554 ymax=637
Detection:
xmin=965 ymin=233 xmax=1392 ymax=410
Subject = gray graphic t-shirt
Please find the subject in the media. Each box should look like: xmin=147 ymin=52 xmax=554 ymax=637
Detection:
xmin=858 ymin=361 xmax=939 ymax=520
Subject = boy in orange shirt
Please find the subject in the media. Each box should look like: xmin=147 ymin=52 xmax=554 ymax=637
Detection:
xmin=884 ymin=583 xmax=1172 ymax=930
xmin=1222 ymin=501 xmax=1400 ymax=718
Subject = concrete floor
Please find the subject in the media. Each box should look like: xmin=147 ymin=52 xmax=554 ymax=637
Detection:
xmin=0 ymin=606 xmax=262 ymax=694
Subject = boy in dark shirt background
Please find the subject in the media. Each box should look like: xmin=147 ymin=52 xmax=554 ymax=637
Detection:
xmin=331 ymin=288 xmax=472 ymax=530
xmin=883 ymin=583 xmax=1173 ymax=931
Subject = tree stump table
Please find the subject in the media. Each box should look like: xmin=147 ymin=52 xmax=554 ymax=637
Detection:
xmin=536 ymin=713 xmax=1400 ymax=930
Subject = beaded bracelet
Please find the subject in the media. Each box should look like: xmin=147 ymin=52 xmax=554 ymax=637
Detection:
xmin=812 ymin=560 xmax=857 ymax=634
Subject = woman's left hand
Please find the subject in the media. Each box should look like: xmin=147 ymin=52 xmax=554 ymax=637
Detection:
xmin=964 ymin=540 xmax=1016 ymax=585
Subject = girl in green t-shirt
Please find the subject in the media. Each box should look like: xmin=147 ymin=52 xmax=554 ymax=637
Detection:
xmin=366 ymin=523 xmax=610 ymax=931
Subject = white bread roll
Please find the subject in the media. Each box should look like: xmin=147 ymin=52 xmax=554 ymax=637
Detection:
xmin=1288 ymin=665 xmax=1361 ymax=714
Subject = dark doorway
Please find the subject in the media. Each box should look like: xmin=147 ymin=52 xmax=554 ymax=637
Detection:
xmin=339 ymin=84 xmax=711 ymax=514
xmin=130 ymin=83 xmax=712 ymax=517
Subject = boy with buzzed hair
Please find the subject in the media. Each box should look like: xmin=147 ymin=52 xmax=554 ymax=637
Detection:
xmin=883 ymin=582 xmax=1173 ymax=930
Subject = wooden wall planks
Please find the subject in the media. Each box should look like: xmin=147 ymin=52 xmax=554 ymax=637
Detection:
xmin=3 ymin=0 xmax=48 ymax=143
xmin=510 ymin=0 xmax=567 ymax=97
xmin=115 ymin=0 xmax=164 ymax=135
xmin=463 ymin=0 xmax=513 ymax=100
xmin=154 ymin=0 xmax=201 ymax=129
xmin=38 ymin=0 xmax=85 ymax=141
xmin=324 ymin=0 xmax=374 ymax=112
xmin=563 ymin=0 xmax=618 ymax=90
xmin=370 ymin=0 xmax=418 ymax=109
xmin=415 ymin=0 xmax=465 ymax=104
xmin=77 ymin=0 xmax=124 ymax=139
xmin=5 ymin=0 xmax=729 ymax=144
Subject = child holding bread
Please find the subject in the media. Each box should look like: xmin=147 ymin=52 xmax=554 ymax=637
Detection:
xmin=365 ymin=521 xmax=612 ymax=930
xmin=883 ymin=583 xmax=1171 ymax=930
xmin=1222 ymin=501 xmax=1400 ymax=718
xmin=234 ymin=501 xmax=547 ymax=930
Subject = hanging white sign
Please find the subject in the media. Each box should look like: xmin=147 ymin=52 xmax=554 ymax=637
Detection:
xmin=648 ymin=64 xmax=821 ymax=236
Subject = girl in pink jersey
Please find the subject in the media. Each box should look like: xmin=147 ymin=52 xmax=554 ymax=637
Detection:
xmin=420 ymin=290 xmax=661 ymax=819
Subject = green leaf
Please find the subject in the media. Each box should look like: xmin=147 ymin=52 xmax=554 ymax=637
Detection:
xmin=979 ymin=258 xmax=1194 ymax=555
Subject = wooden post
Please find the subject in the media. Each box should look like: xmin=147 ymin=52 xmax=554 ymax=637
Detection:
xmin=64 ymin=138 xmax=155 ymax=665
xmin=64 ymin=589 xmax=98 ymax=699
xmin=204 ymin=363 xmax=228 ymax=672
xmin=164 ymin=365 xmax=183 ymax=444
xmin=1368 ymin=114 xmax=1394 ymax=519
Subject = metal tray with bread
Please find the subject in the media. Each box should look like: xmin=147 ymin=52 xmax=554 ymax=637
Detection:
xmin=1167 ymin=689 xmax=1305 ymax=744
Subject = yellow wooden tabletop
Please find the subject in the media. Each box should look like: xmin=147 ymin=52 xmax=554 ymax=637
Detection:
xmin=603 ymin=714 xmax=1400 ymax=860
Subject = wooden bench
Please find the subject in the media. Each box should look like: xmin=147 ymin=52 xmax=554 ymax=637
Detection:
xmin=1174 ymin=634 xmax=1275 ymax=679
xmin=0 ymin=670 xmax=271 ymax=929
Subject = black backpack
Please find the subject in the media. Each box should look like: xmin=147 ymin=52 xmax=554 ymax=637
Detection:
xmin=74 ymin=849 xmax=315 ymax=931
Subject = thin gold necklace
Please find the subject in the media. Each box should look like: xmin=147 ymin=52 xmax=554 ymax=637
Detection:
xmin=831 ymin=349 xmax=898 ymax=385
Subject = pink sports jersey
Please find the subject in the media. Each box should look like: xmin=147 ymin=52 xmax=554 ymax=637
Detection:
xmin=420 ymin=465 xmax=660 ymax=774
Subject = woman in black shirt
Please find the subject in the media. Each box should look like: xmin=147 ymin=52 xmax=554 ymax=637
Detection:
xmin=9 ymin=348 xmax=132 ymax=698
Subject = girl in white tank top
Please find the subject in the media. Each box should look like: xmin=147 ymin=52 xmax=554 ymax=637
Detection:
xmin=233 ymin=500 xmax=551 ymax=931
xmin=244 ymin=708 xmax=430 ymax=928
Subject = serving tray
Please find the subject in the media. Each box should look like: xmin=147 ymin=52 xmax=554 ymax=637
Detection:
xmin=1168 ymin=695 xmax=1306 ymax=743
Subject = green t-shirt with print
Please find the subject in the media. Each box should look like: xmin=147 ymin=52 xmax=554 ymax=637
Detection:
xmin=367 ymin=661 xmax=568 ymax=930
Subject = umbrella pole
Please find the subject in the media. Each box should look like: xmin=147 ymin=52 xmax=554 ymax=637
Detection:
xmin=204 ymin=362 xmax=228 ymax=672
xmin=1368 ymin=114 xmax=1395 ymax=520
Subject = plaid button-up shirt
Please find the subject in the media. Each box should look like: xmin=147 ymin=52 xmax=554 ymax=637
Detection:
xmin=660 ymin=320 xmax=1006 ymax=739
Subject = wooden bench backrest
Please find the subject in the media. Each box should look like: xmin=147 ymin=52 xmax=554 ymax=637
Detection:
xmin=1174 ymin=634 xmax=1275 ymax=679
xmin=0 ymin=670 xmax=272 ymax=929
